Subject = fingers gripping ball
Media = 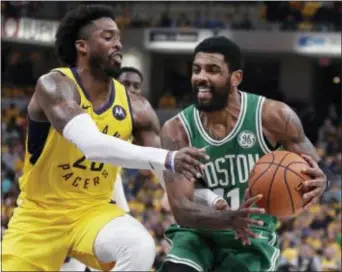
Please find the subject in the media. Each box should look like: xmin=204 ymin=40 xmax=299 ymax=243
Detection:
xmin=248 ymin=151 xmax=311 ymax=217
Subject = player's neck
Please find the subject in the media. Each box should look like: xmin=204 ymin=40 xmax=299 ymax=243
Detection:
xmin=202 ymin=90 xmax=241 ymax=126
xmin=75 ymin=67 xmax=111 ymax=100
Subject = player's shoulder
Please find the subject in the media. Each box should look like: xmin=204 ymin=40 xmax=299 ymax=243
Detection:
xmin=127 ymin=91 xmax=152 ymax=117
xmin=161 ymin=115 xmax=189 ymax=146
xmin=34 ymin=68 xmax=80 ymax=107
xmin=263 ymin=99 xmax=294 ymax=118
xmin=262 ymin=98 xmax=298 ymax=129
xmin=36 ymin=68 xmax=75 ymax=92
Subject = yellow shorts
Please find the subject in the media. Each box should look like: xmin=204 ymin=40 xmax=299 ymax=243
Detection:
xmin=2 ymin=200 xmax=126 ymax=271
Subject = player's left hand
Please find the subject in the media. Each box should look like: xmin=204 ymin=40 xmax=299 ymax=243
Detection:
xmin=301 ymin=154 xmax=327 ymax=210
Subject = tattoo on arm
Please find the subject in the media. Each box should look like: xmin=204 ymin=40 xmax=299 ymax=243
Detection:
xmin=35 ymin=72 xmax=83 ymax=134
xmin=265 ymin=101 xmax=320 ymax=161
xmin=282 ymin=105 xmax=319 ymax=161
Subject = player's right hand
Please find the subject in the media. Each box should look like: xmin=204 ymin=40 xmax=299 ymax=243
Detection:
xmin=167 ymin=148 xmax=209 ymax=181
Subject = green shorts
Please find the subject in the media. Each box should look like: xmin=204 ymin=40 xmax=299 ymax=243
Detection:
xmin=159 ymin=224 xmax=280 ymax=272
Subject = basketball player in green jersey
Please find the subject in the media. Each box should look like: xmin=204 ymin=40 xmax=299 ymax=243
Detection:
xmin=158 ymin=36 xmax=329 ymax=272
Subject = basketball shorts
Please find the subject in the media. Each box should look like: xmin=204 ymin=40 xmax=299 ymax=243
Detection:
xmin=1 ymin=199 xmax=126 ymax=271
xmin=159 ymin=224 xmax=280 ymax=272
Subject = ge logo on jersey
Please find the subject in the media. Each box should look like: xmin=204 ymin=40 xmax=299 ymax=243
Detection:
xmin=238 ymin=131 xmax=256 ymax=149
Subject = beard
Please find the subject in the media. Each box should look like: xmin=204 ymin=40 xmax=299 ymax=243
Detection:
xmin=193 ymin=83 xmax=230 ymax=112
xmin=89 ymin=53 xmax=121 ymax=79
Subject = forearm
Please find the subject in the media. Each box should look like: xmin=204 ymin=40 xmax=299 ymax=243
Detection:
xmin=154 ymin=168 xmax=223 ymax=207
xmin=285 ymin=136 xmax=320 ymax=161
xmin=63 ymin=114 xmax=171 ymax=171
xmin=172 ymin=197 xmax=233 ymax=230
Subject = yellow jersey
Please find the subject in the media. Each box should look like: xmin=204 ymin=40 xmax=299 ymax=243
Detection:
xmin=18 ymin=67 xmax=133 ymax=209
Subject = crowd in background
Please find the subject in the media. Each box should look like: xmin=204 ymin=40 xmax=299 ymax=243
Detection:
xmin=2 ymin=1 xmax=341 ymax=31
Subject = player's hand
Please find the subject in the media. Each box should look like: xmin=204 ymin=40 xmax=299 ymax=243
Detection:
xmin=213 ymin=198 xmax=256 ymax=245
xmin=230 ymin=189 xmax=265 ymax=246
xmin=167 ymin=148 xmax=209 ymax=181
xmin=301 ymin=154 xmax=327 ymax=210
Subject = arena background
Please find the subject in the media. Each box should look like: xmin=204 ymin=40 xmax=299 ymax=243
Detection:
xmin=1 ymin=1 xmax=341 ymax=271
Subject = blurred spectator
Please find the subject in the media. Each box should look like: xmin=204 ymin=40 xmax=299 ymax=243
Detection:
xmin=158 ymin=91 xmax=177 ymax=109
xmin=290 ymin=243 xmax=321 ymax=272
xmin=318 ymin=118 xmax=336 ymax=148
xmin=237 ymin=13 xmax=253 ymax=30
xmin=159 ymin=12 xmax=173 ymax=28
xmin=298 ymin=15 xmax=314 ymax=31
xmin=176 ymin=13 xmax=191 ymax=28
xmin=2 ymin=2 xmax=340 ymax=30
xmin=321 ymin=246 xmax=341 ymax=271
xmin=118 ymin=67 xmax=144 ymax=96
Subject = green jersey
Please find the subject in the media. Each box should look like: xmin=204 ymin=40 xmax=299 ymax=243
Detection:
xmin=179 ymin=91 xmax=278 ymax=232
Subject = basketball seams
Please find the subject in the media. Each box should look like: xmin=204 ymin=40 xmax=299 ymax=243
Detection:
xmin=249 ymin=152 xmax=275 ymax=196
xmin=266 ymin=152 xmax=291 ymax=214
xmin=249 ymin=163 xmax=273 ymax=196
xmin=253 ymin=162 xmax=307 ymax=182
xmin=282 ymin=167 xmax=296 ymax=215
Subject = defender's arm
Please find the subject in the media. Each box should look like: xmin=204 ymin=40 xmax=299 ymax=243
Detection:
xmin=129 ymin=93 xmax=225 ymax=207
xmin=128 ymin=93 xmax=208 ymax=178
xmin=31 ymin=72 xmax=172 ymax=171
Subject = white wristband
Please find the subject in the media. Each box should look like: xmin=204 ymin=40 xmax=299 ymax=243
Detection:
xmin=170 ymin=151 xmax=177 ymax=172
xmin=194 ymin=188 xmax=225 ymax=208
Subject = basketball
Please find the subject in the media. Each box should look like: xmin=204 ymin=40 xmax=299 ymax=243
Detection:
xmin=248 ymin=150 xmax=311 ymax=217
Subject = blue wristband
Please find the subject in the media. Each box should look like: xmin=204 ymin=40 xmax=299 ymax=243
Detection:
xmin=166 ymin=151 xmax=176 ymax=172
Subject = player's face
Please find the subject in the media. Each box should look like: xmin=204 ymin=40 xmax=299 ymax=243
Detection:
xmin=191 ymin=52 xmax=231 ymax=112
xmin=87 ymin=18 xmax=123 ymax=78
xmin=118 ymin=72 xmax=143 ymax=95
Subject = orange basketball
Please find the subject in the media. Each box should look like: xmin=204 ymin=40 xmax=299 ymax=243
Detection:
xmin=248 ymin=150 xmax=311 ymax=217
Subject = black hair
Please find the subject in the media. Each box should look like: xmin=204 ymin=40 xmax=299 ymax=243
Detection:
xmin=194 ymin=36 xmax=244 ymax=71
xmin=55 ymin=4 xmax=116 ymax=67
xmin=118 ymin=67 xmax=144 ymax=82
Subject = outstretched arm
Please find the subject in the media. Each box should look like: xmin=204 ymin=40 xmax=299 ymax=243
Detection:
xmin=129 ymin=92 xmax=207 ymax=178
xmin=160 ymin=117 xmax=265 ymax=230
xmin=263 ymin=100 xmax=333 ymax=203
xmin=31 ymin=72 xmax=202 ymax=173
xmin=128 ymin=94 xmax=227 ymax=208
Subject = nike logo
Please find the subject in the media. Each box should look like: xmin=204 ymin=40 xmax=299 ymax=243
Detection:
xmin=258 ymin=232 xmax=269 ymax=240
xmin=149 ymin=162 xmax=155 ymax=170
xmin=82 ymin=105 xmax=91 ymax=110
